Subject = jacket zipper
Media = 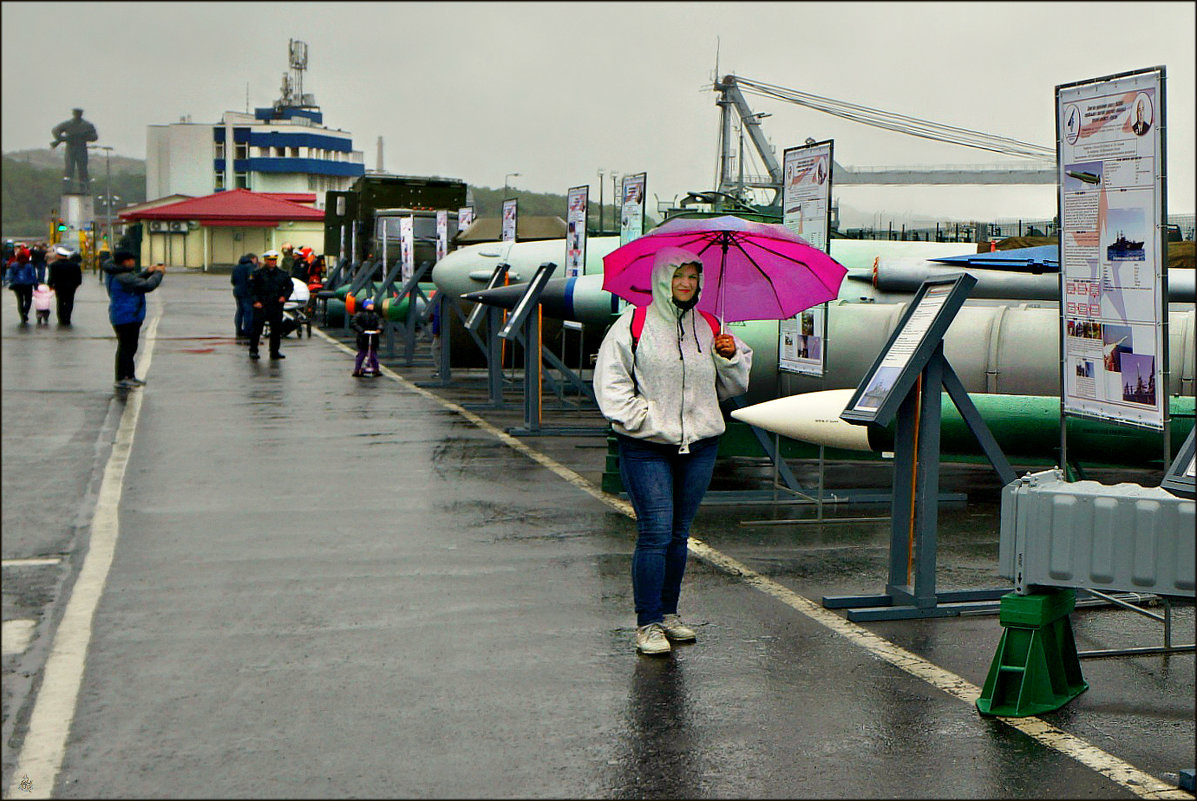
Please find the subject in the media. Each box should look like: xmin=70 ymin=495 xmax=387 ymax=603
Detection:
xmin=678 ymin=312 xmax=689 ymax=454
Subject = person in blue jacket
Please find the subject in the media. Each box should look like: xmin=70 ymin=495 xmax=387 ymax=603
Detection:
xmin=103 ymin=249 xmax=165 ymax=388
xmin=7 ymin=248 xmax=37 ymax=324
xmin=231 ymin=252 xmax=257 ymax=340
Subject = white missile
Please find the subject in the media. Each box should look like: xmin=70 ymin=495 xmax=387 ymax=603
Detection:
xmin=730 ymin=389 xmax=870 ymax=451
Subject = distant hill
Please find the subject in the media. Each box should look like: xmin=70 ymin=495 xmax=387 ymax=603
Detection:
xmin=2 ymin=149 xmax=146 ymax=238
xmin=5 ymin=148 xmax=145 ymax=174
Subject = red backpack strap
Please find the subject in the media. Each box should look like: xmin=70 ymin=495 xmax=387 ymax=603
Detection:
xmin=630 ymin=305 xmax=647 ymax=352
xmin=699 ymin=310 xmax=721 ymax=337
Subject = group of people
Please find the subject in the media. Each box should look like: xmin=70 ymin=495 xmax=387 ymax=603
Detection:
xmin=10 ymin=232 xmax=754 ymax=657
xmin=4 ymin=242 xmax=84 ymax=326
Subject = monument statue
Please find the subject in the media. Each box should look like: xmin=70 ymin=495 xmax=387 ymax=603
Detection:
xmin=51 ymin=108 xmax=98 ymax=194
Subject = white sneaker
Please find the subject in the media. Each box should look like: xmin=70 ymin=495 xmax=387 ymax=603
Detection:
xmin=661 ymin=614 xmax=697 ymax=642
xmin=635 ymin=623 xmax=671 ymax=655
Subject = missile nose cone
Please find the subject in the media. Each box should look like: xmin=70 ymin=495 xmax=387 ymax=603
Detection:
xmin=461 ymin=283 xmax=526 ymax=309
xmin=730 ymin=389 xmax=873 ymax=451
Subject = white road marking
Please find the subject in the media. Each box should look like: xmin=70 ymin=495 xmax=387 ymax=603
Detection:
xmin=1 ymin=558 xmax=63 ymax=568
xmin=315 ymin=327 xmax=1190 ymax=801
xmin=2 ymin=619 xmax=37 ymax=655
xmin=6 ymin=308 xmax=161 ymax=800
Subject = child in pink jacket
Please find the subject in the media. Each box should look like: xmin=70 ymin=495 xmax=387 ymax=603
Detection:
xmin=32 ymin=283 xmax=55 ymax=325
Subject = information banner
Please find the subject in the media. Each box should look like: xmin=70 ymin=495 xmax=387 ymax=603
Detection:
xmin=501 ymin=199 xmax=518 ymax=243
xmin=779 ymin=140 xmax=833 ymax=376
xmin=566 ymin=185 xmax=588 ymax=277
xmin=1057 ymin=67 xmax=1165 ymax=429
xmin=458 ymin=206 xmax=475 ymax=232
xmin=782 ymin=141 xmax=832 ymax=252
xmin=436 ymin=210 xmax=448 ymax=263
xmin=399 ymin=216 xmax=414 ymax=283
xmin=619 ymin=172 xmax=646 ymax=246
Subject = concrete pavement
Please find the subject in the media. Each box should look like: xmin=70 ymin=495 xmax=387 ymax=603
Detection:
xmin=2 ymin=270 xmax=1192 ymax=798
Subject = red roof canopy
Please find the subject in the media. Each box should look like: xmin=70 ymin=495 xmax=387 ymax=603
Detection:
xmin=119 ymin=189 xmax=323 ymax=227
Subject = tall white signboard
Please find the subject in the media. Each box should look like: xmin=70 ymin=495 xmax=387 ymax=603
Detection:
xmin=399 ymin=216 xmax=414 ymax=283
xmin=778 ymin=140 xmax=833 ymax=376
xmin=619 ymin=172 xmax=646 ymax=246
xmin=436 ymin=210 xmax=448 ymax=264
xmin=1057 ymin=67 xmax=1165 ymax=430
xmin=566 ymin=186 xmax=588 ymax=277
xmin=501 ymin=199 xmax=518 ymax=243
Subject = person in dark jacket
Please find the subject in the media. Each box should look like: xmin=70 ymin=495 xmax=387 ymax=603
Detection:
xmin=248 ymin=249 xmax=292 ymax=360
xmin=231 ymin=253 xmax=257 ymax=340
xmin=7 ymin=248 xmax=37 ymax=324
xmin=103 ymin=249 xmax=165 ymax=388
xmin=47 ymin=246 xmax=83 ymax=325
xmin=350 ymin=298 xmax=383 ymax=376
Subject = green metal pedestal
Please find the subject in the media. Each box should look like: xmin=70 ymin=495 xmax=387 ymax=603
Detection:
xmin=976 ymin=590 xmax=1088 ymax=717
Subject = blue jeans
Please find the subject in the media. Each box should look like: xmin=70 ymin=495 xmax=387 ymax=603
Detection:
xmin=617 ymin=433 xmax=720 ymax=627
xmin=234 ymin=294 xmax=254 ymax=336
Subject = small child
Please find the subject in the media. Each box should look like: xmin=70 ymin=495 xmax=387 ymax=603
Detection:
xmin=32 ymin=283 xmax=54 ymax=325
xmin=350 ymin=298 xmax=382 ymax=377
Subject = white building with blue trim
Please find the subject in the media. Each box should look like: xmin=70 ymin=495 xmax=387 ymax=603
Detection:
xmin=146 ymin=105 xmax=365 ymax=208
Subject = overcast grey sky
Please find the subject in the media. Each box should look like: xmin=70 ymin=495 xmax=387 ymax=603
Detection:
xmin=3 ymin=2 xmax=1193 ymax=225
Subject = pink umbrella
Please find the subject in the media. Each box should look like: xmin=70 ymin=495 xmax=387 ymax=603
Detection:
xmin=601 ymin=215 xmax=847 ymax=326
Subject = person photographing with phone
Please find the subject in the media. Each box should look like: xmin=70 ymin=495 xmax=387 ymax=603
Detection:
xmin=103 ymin=250 xmax=164 ymax=389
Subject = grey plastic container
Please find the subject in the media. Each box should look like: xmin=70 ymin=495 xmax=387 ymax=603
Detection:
xmin=1000 ymin=468 xmax=1195 ymax=597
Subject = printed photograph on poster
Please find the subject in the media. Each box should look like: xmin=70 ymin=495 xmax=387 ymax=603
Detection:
xmin=855 ymin=366 xmax=900 ymax=411
xmin=566 ymin=186 xmax=588 ymax=277
xmin=1064 ymin=161 xmax=1103 ymax=190
xmin=1120 ymin=353 xmax=1156 ymax=405
xmin=1127 ymin=93 xmax=1154 ymax=136
xmin=1101 ymin=324 xmax=1132 ymax=372
xmin=1104 ymin=208 xmax=1147 ymax=262
xmin=619 ymin=173 xmax=646 ymax=245
xmin=458 ymin=207 xmax=475 ymax=231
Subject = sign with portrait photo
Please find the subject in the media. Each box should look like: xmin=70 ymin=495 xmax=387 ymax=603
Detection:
xmin=1057 ymin=67 xmax=1165 ymax=430
xmin=779 ymin=140 xmax=834 ymax=376
xmin=566 ymin=185 xmax=588 ymax=278
xmin=619 ymin=172 xmax=647 ymax=246
xmin=501 ymin=199 xmax=518 ymax=243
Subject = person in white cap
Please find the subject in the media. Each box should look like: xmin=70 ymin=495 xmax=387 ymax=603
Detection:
xmin=248 ymin=250 xmax=292 ymax=360
xmin=47 ymin=245 xmax=83 ymax=325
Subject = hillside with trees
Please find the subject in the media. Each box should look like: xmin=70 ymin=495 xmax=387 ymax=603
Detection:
xmin=3 ymin=149 xmax=146 ymax=238
xmin=2 ymin=147 xmax=657 ymax=238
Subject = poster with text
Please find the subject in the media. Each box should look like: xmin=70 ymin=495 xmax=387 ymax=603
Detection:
xmin=458 ymin=206 xmax=475 ymax=232
xmin=399 ymin=216 xmax=414 ymax=283
xmin=1058 ymin=68 xmax=1164 ymax=429
xmin=778 ymin=140 xmax=833 ymax=375
xmin=501 ymin=199 xmax=518 ymax=243
xmin=620 ymin=172 xmax=647 ymax=246
xmin=436 ymin=210 xmax=448 ymax=264
xmin=566 ymin=185 xmax=588 ymax=277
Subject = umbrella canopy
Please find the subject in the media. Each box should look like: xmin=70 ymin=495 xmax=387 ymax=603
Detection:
xmin=601 ymin=215 xmax=847 ymax=323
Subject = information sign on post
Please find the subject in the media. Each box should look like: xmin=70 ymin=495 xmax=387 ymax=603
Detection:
xmin=399 ymin=216 xmax=414 ymax=284
xmin=779 ymin=140 xmax=834 ymax=376
xmin=458 ymin=206 xmax=475 ymax=232
xmin=1057 ymin=67 xmax=1166 ymax=431
xmin=842 ymin=274 xmax=977 ymax=426
xmin=501 ymin=199 xmax=518 ymax=243
xmin=435 ymin=210 xmax=448 ymax=264
xmin=619 ymin=172 xmax=646 ymax=246
xmin=566 ymin=185 xmax=588 ymax=277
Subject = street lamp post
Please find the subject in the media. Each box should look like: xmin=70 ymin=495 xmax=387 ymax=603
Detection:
xmin=610 ymin=172 xmax=620 ymax=230
xmin=503 ymin=172 xmax=520 ymax=197
xmin=597 ymin=169 xmax=606 ymax=232
xmin=90 ymin=145 xmax=114 ymax=254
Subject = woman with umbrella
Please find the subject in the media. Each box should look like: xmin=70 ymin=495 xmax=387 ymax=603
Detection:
xmin=594 ymin=246 xmax=752 ymax=656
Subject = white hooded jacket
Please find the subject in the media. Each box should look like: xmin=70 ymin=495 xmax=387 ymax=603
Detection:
xmin=594 ymin=246 xmax=752 ymax=450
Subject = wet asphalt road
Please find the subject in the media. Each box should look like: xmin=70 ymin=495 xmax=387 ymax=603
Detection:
xmin=1 ymin=271 xmax=1193 ymax=798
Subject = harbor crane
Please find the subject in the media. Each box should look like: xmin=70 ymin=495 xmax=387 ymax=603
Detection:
xmin=715 ymin=75 xmax=1057 ymax=212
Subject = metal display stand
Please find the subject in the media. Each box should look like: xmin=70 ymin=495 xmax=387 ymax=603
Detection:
xmin=823 ymin=274 xmax=1017 ymax=621
xmin=499 ymin=262 xmax=606 ymax=437
xmin=458 ymin=263 xmax=513 ymax=407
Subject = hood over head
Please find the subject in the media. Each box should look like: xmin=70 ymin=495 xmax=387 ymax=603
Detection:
xmin=649 ymin=245 xmax=704 ymax=320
